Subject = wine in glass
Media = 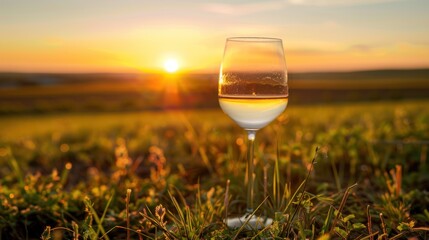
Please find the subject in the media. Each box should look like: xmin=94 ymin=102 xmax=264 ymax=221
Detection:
xmin=218 ymin=37 xmax=289 ymax=228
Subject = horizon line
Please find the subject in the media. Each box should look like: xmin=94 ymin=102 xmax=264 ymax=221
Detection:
xmin=0 ymin=66 xmax=428 ymax=75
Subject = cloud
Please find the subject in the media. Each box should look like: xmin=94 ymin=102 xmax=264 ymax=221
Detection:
xmin=202 ymin=0 xmax=285 ymax=15
xmin=349 ymin=44 xmax=375 ymax=52
xmin=286 ymin=48 xmax=334 ymax=56
xmin=287 ymin=0 xmax=404 ymax=6
xmin=202 ymin=0 xmax=405 ymax=15
xmin=287 ymin=43 xmax=379 ymax=56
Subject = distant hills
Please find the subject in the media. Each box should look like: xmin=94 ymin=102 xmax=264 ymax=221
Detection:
xmin=0 ymin=68 xmax=428 ymax=89
xmin=288 ymin=68 xmax=429 ymax=89
xmin=0 ymin=69 xmax=428 ymax=114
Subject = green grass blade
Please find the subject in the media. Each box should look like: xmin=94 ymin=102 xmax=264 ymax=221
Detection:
xmin=84 ymin=198 xmax=109 ymax=240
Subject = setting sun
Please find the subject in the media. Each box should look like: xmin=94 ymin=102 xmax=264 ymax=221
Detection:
xmin=164 ymin=59 xmax=179 ymax=73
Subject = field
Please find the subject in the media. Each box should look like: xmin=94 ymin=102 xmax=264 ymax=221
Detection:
xmin=1 ymin=69 xmax=428 ymax=114
xmin=1 ymin=70 xmax=429 ymax=239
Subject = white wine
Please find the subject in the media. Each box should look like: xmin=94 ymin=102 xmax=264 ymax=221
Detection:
xmin=219 ymin=38 xmax=288 ymax=228
xmin=219 ymin=96 xmax=288 ymax=130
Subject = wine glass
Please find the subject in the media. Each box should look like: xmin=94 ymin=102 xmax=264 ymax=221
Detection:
xmin=218 ymin=37 xmax=288 ymax=229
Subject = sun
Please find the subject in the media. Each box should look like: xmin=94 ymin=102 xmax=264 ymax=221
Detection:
xmin=164 ymin=59 xmax=179 ymax=73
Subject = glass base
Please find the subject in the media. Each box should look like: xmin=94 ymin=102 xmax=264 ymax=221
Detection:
xmin=225 ymin=215 xmax=273 ymax=229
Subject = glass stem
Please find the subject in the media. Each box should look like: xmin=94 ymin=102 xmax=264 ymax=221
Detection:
xmin=246 ymin=130 xmax=256 ymax=214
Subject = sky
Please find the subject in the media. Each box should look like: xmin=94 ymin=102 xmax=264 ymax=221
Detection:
xmin=1 ymin=0 xmax=429 ymax=73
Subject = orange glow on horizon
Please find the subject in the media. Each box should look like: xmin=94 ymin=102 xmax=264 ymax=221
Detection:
xmin=0 ymin=37 xmax=429 ymax=73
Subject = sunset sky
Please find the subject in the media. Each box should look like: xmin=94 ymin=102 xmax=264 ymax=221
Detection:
xmin=1 ymin=0 xmax=428 ymax=73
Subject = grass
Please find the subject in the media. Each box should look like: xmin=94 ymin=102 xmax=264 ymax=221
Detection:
xmin=1 ymin=99 xmax=429 ymax=239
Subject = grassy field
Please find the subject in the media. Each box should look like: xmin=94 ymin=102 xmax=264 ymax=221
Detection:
xmin=1 ymin=99 xmax=429 ymax=239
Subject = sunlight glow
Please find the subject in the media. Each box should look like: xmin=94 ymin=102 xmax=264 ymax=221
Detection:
xmin=164 ymin=59 xmax=179 ymax=73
